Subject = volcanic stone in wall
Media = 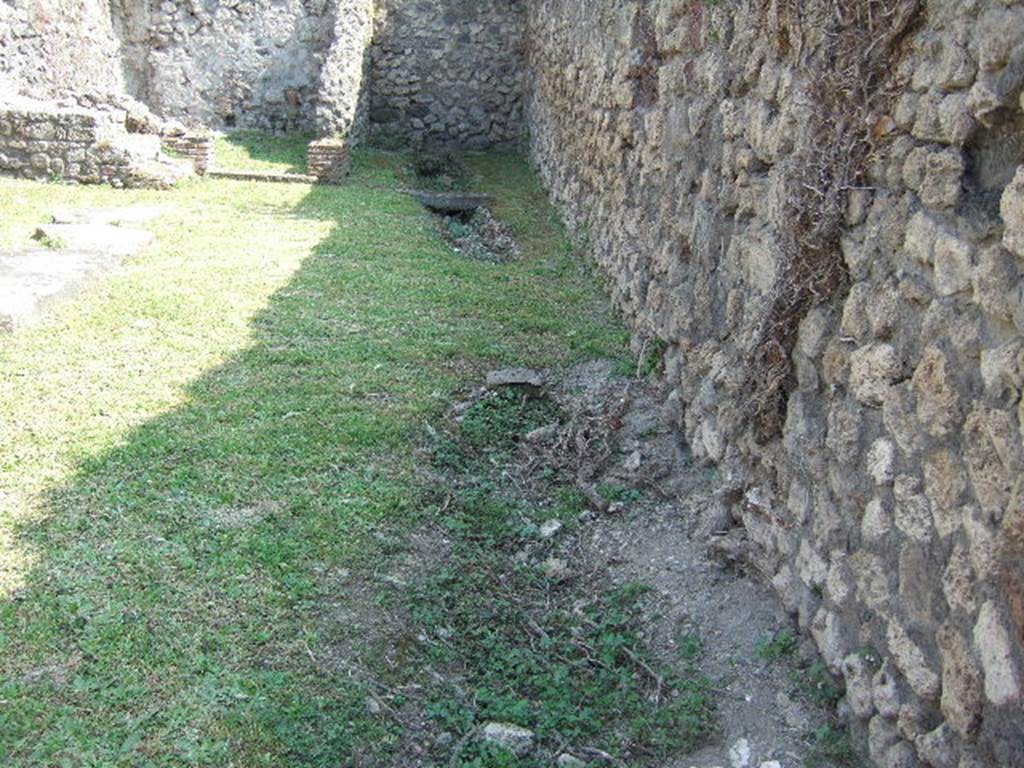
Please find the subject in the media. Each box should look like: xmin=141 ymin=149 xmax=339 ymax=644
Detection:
xmin=366 ymin=0 xmax=527 ymax=149
xmin=114 ymin=0 xmax=336 ymax=132
xmin=522 ymin=0 xmax=1024 ymax=764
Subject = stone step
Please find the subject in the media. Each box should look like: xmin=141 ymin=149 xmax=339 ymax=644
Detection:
xmin=206 ymin=169 xmax=318 ymax=184
xmin=0 ymin=247 xmax=119 ymax=331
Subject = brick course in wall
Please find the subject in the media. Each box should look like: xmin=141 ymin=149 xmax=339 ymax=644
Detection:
xmin=307 ymin=138 xmax=350 ymax=183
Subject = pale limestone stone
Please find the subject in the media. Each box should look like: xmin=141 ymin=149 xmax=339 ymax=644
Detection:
xmin=979 ymin=341 xmax=1024 ymax=402
xmin=904 ymin=210 xmax=941 ymax=264
xmin=973 ymin=601 xmax=1022 ymax=706
xmin=840 ymin=283 xmax=872 ymax=341
xmin=938 ymin=92 xmax=975 ymax=146
xmin=933 ymin=233 xmax=973 ymax=296
xmin=863 ymin=497 xmax=894 ymax=544
xmin=897 ymin=699 xmax=930 ymax=742
xmin=811 ymin=608 xmax=848 ymax=672
xmin=913 ymin=347 xmax=961 ymax=438
xmin=883 ymin=741 xmax=918 ymax=768
xmin=797 ymin=539 xmax=828 ymax=588
xmin=868 ymin=713 xmax=901 ymax=764
xmin=826 ymin=401 xmax=862 ymax=463
xmin=1002 ymin=166 xmax=1024 ymax=259
xmin=887 ymin=621 xmax=941 ymax=699
xmin=972 ymin=245 xmax=1020 ymax=322
xmin=920 ymin=148 xmax=964 ymax=210
xmin=851 ymin=343 xmax=902 ymax=407
xmin=916 ymin=724 xmax=960 ymax=768
xmin=901 ymin=544 xmax=943 ymax=624
xmin=895 ymin=475 xmax=935 ymax=543
xmin=826 ymin=553 xmax=853 ymax=606
xmin=873 ymin=662 xmax=904 ymax=718
xmin=902 ymin=145 xmax=928 ymax=191
xmin=868 ymin=438 xmax=896 ymax=486
xmin=843 ymin=653 xmax=877 ymax=719
xmin=943 ymin=540 xmax=978 ymax=616
xmin=963 ymin=408 xmax=1012 ymax=515
xmin=884 ymin=383 xmax=925 ymax=456
xmin=924 ymin=449 xmax=967 ymax=537
xmin=854 ymin=551 xmax=894 ymax=615
xmin=937 ymin=624 xmax=983 ymax=738
xmin=963 ymin=506 xmax=999 ymax=581
xmin=482 ymin=722 xmax=534 ymax=757
xmin=797 ymin=306 xmax=832 ymax=359
xmin=977 ymin=6 xmax=1024 ymax=71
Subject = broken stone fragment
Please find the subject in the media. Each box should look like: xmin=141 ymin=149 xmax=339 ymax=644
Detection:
xmin=480 ymin=722 xmax=534 ymax=756
xmin=538 ymin=519 xmax=563 ymax=539
xmin=485 ymin=367 xmax=545 ymax=390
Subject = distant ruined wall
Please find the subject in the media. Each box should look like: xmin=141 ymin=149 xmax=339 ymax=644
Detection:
xmin=525 ymin=1 xmax=1024 ymax=766
xmin=0 ymin=0 xmax=525 ymax=148
xmin=364 ymin=0 xmax=526 ymax=149
xmin=112 ymin=0 xmax=340 ymax=132
xmin=316 ymin=0 xmax=375 ymax=139
xmin=0 ymin=0 xmax=126 ymax=98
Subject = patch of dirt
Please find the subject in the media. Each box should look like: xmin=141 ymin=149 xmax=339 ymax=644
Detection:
xmin=207 ymin=499 xmax=283 ymax=528
xmin=440 ymin=207 xmax=521 ymax=262
xmin=313 ymin=360 xmax=843 ymax=767
xmin=520 ymin=361 xmax=833 ymax=767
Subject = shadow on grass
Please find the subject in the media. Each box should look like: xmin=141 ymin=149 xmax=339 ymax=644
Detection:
xmin=0 ymin=151 xmax=630 ymax=767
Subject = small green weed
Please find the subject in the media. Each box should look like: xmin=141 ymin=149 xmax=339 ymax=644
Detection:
xmin=793 ymin=662 xmax=845 ymax=707
xmin=805 ymin=725 xmax=861 ymax=768
xmin=638 ymin=338 xmax=668 ymax=378
xmin=409 ymin=150 xmax=472 ymax=192
xmin=596 ymin=483 xmax=643 ymax=505
xmin=756 ymin=629 xmax=798 ymax=661
xmin=459 ymin=390 xmax=560 ymax=455
xmin=678 ymin=633 xmax=704 ymax=661
xmin=407 ymin=490 xmax=714 ymax=764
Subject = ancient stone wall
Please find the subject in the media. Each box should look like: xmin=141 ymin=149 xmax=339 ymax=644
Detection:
xmin=0 ymin=96 xmax=182 ymax=188
xmin=315 ymin=0 xmax=375 ymax=139
xmin=524 ymin=1 xmax=1024 ymax=766
xmin=112 ymin=0 xmax=338 ymax=132
xmin=364 ymin=0 xmax=526 ymax=149
xmin=0 ymin=0 xmax=126 ymax=99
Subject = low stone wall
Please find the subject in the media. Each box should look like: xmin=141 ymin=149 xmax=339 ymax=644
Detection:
xmin=0 ymin=98 xmax=130 ymax=184
xmin=364 ymin=0 xmax=527 ymax=149
xmin=525 ymin=0 xmax=1024 ymax=765
xmin=161 ymin=133 xmax=214 ymax=176
xmin=307 ymin=138 xmax=350 ymax=183
xmin=0 ymin=96 xmax=188 ymax=188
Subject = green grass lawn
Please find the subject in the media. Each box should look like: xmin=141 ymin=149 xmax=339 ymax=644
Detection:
xmin=213 ymin=132 xmax=314 ymax=174
xmin=0 ymin=150 xmax=631 ymax=766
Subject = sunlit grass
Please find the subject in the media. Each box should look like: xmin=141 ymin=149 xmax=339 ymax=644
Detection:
xmin=213 ymin=131 xmax=314 ymax=174
xmin=0 ymin=146 xmax=630 ymax=766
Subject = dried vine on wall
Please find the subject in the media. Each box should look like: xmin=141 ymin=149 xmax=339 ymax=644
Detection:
xmin=746 ymin=0 xmax=921 ymax=442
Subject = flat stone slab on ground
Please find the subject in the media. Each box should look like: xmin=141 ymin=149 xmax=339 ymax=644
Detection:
xmin=1 ymin=204 xmax=161 ymax=331
xmin=33 ymin=223 xmax=153 ymax=258
xmin=485 ymin=367 xmax=545 ymax=389
xmin=405 ymin=189 xmax=495 ymax=214
xmin=0 ymin=247 xmax=119 ymax=331
xmin=51 ymin=206 xmax=164 ymax=226
xmin=206 ymin=169 xmax=318 ymax=184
